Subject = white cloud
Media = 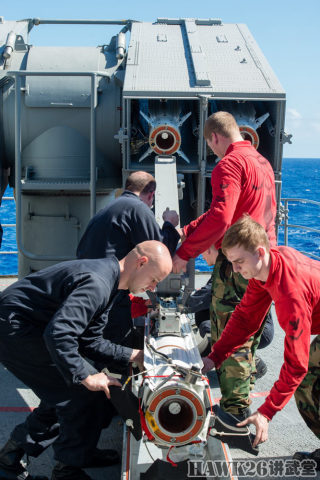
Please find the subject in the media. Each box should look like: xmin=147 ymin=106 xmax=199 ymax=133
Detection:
xmin=286 ymin=108 xmax=302 ymax=120
xmin=310 ymin=122 xmax=320 ymax=133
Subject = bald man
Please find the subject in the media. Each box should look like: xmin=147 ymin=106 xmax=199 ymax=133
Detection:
xmin=0 ymin=241 xmax=172 ymax=480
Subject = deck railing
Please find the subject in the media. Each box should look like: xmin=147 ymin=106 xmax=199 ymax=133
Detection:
xmin=1 ymin=195 xmax=18 ymax=257
xmin=279 ymin=198 xmax=320 ymax=261
xmin=1 ymin=196 xmax=320 ymax=275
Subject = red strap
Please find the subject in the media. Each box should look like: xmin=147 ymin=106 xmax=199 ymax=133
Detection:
xmin=166 ymin=446 xmax=178 ymax=467
xmin=138 ymin=400 xmax=154 ymax=441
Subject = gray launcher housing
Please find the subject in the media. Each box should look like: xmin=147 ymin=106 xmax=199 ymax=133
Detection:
xmin=0 ymin=17 xmax=287 ymax=276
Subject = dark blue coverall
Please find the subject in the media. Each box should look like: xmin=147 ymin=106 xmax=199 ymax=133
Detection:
xmin=77 ymin=189 xmax=180 ymax=355
xmin=0 ymin=257 xmax=127 ymax=467
xmin=76 ymin=190 xmax=179 ymax=261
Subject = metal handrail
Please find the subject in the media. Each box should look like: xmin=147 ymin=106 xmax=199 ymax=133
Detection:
xmin=280 ymin=197 xmax=320 ymax=260
xmin=9 ymin=70 xmax=104 ymax=261
xmin=1 ymin=196 xmax=320 ymax=272
xmin=0 ymin=195 xmax=18 ymax=255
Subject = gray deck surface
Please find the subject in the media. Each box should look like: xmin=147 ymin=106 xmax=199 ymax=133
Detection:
xmin=0 ymin=274 xmax=319 ymax=480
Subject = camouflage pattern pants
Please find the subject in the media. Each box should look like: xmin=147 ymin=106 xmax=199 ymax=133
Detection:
xmin=210 ymin=251 xmax=267 ymax=415
xmin=294 ymin=335 xmax=320 ymax=439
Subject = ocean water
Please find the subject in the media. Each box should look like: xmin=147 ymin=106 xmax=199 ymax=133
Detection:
xmin=1 ymin=157 xmax=320 ymax=275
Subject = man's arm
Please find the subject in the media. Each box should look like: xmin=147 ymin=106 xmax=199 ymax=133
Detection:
xmin=81 ymin=348 xmax=144 ymax=397
xmin=78 ymin=307 xmax=135 ymax=367
xmin=131 ymin=204 xmax=180 ymax=256
xmin=237 ymin=411 xmax=269 ymax=447
xmin=182 ymin=211 xmax=208 ymax=238
xmin=257 ymin=297 xmax=312 ymax=420
xmin=81 ymin=373 xmax=122 ymax=398
xmin=236 ymin=298 xmax=313 ymax=446
xmin=175 ymin=159 xmax=243 ymax=263
xmin=206 ymin=280 xmax=272 ymax=367
xmin=161 ymin=222 xmax=180 ymax=256
xmin=43 ymin=273 xmax=128 ymax=385
xmin=162 ymin=207 xmax=179 ymax=227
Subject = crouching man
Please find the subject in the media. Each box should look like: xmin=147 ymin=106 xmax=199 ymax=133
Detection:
xmin=0 ymin=241 xmax=172 ymax=480
xmin=202 ymin=215 xmax=320 ymax=468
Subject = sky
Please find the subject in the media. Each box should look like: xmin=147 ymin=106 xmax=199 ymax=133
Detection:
xmin=1 ymin=0 xmax=320 ymax=158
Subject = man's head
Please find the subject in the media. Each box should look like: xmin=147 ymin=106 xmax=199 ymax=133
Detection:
xmin=119 ymin=240 xmax=172 ymax=294
xmin=125 ymin=171 xmax=156 ymax=207
xmin=202 ymin=244 xmax=219 ymax=267
xmin=204 ymin=111 xmax=243 ymax=158
xmin=221 ymin=215 xmax=270 ymax=281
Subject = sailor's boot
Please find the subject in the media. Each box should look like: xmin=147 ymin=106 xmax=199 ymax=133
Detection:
xmin=51 ymin=448 xmax=119 ymax=480
xmin=293 ymin=448 xmax=320 ymax=471
xmin=51 ymin=463 xmax=92 ymax=480
xmin=254 ymin=355 xmax=268 ymax=380
xmin=0 ymin=438 xmax=48 ymax=480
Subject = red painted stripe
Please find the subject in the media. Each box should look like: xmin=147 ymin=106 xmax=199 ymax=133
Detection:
xmin=221 ymin=441 xmax=235 ymax=480
xmin=250 ymin=391 xmax=270 ymax=398
xmin=0 ymin=406 xmax=36 ymax=412
xmin=213 ymin=391 xmax=270 ymax=403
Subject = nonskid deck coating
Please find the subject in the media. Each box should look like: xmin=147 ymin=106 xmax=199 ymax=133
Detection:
xmin=0 ymin=275 xmax=319 ymax=479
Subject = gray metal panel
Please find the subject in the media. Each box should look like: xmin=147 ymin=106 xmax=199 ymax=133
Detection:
xmin=0 ymin=19 xmax=29 ymax=52
xmin=25 ymin=47 xmax=105 ymax=107
xmin=123 ymin=20 xmax=285 ymax=98
xmin=23 ymin=214 xmax=79 ymax=257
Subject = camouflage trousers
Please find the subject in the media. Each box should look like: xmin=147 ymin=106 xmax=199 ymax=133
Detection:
xmin=294 ymin=334 xmax=320 ymax=439
xmin=210 ymin=250 xmax=267 ymax=415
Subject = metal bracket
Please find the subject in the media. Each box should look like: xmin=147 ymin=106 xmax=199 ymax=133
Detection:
xmin=15 ymin=35 xmax=28 ymax=52
xmin=276 ymin=201 xmax=288 ymax=226
xmin=114 ymin=128 xmax=129 ymax=144
xmin=280 ymin=130 xmax=293 ymax=145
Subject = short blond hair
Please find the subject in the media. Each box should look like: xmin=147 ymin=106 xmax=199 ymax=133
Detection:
xmin=204 ymin=111 xmax=239 ymax=140
xmin=222 ymin=215 xmax=270 ymax=255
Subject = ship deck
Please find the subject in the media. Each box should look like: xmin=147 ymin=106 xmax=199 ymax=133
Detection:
xmin=0 ymin=274 xmax=319 ymax=480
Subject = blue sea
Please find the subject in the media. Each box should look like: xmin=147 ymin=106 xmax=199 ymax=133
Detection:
xmin=1 ymin=157 xmax=320 ymax=275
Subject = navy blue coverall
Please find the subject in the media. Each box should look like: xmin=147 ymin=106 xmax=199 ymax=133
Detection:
xmin=76 ymin=190 xmax=179 ymax=259
xmin=77 ymin=190 xmax=180 ymax=355
xmin=0 ymin=257 xmax=125 ymax=466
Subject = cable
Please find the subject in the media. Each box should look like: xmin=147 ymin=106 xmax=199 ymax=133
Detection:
xmin=144 ymin=441 xmax=155 ymax=462
xmin=121 ymin=363 xmax=177 ymax=391
xmin=209 ymin=429 xmax=250 ymax=437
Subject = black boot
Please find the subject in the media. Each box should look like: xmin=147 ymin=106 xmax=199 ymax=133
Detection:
xmin=83 ymin=448 xmax=120 ymax=468
xmin=0 ymin=438 xmax=48 ymax=480
xmin=214 ymin=405 xmax=252 ymax=423
xmin=228 ymin=407 xmax=252 ymax=423
xmin=293 ymin=448 xmax=320 ymax=471
xmin=51 ymin=463 xmax=92 ymax=480
xmin=254 ymin=355 xmax=267 ymax=380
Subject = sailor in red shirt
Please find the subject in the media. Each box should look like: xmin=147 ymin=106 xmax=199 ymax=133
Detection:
xmin=202 ymin=215 xmax=320 ymax=465
xmin=172 ymin=111 xmax=276 ymax=270
xmin=172 ymin=111 xmax=277 ymax=420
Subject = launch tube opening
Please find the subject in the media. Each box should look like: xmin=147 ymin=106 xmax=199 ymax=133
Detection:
xmin=239 ymin=125 xmax=259 ymax=149
xmin=149 ymin=125 xmax=181 ymax=155
xmin=155 ymin=130 xmax=175 ymax=150
xmin=158 ymin=398 xmax=194 ymax=434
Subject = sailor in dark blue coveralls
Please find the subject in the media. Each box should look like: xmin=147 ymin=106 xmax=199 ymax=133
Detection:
xmin=0 ymin=241 xmax=172 ymax=480
xmin=77 ymin=171 xmax=180 ymax=354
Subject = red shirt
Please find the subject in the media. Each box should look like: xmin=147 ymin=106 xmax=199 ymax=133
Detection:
xmin=129 ymin=294 xmax=148 ymax=318
xmin=177 ymin=141 xmax=277 ymax=260
xmin=208 ymin=247 xmax=320 ymax=420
